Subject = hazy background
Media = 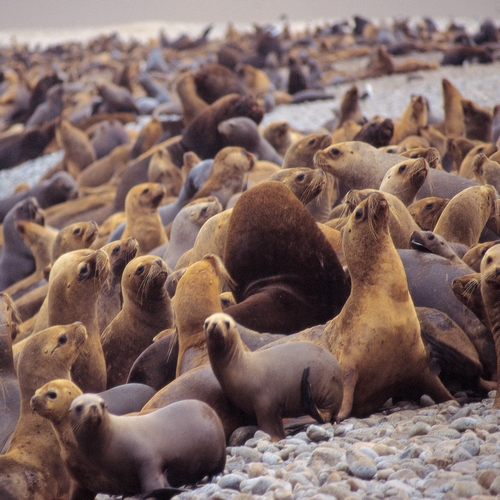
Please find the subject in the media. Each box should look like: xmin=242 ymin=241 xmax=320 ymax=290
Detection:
xmin=1 ymin=0 xmax=499 ymax=30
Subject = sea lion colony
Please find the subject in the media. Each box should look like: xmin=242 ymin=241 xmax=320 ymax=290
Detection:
xmin=0 ymin=15 xmax=500 ymax=499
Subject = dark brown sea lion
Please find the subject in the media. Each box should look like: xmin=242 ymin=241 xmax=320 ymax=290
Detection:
xmin=205 ymin=312 xmax=343 ymax=441
xmin=175 ymin=71 xmax=210 ymax=126
xmin=0 ymin=322 xmax=87 ymax=500
xmin=462 ymin=98 xmax=493 ymax=142
xmin=223 ymin=182 xmax=350 ymax=333
xmin=69 ymin=394 xmax=226 ymax=493
xmin=335 ymin=84 xmax=366 ymax=128
xmin=352 ymin=117 xmax=394 ymax=147
xmin=194 ymin=63 xmax=245 ymax=104
xmin=101 ymin=255 xmax=173 ymax=388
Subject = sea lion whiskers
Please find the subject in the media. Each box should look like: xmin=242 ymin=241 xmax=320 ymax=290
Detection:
xmin=136 ymin=264 xmax=159 ymax=304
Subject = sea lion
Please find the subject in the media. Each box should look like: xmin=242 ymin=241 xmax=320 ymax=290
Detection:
xmin=282 ymin=133 xmax=332 ymax=170
xmin=472 ymin=152 xmax=500 ymax=192
xmin=0 ymin=171 xmax=78 ymax=223
xmin=217 ymin=116 xmax=283 ymax=165
xmin=101 ymin=255 xmax=173 ymax=388
xmin=96 ymin=81 xmax=139 ymax=114
xmin=223 ymin=182 xmax=350 ymax=333
xmin=205 ymin=312 xmax=343 ymax=441
xmin=30 ymin=379 xmax=124 ymax=500
xmin=175 ymin=71 xmax=210 ymax=126
xmin=51 ymin=220 xmax=98 ymax=262
xmin=87 ymin=119 xmax=129 ymax=160
xmin=442 ymin=78 xmax=464 ymax=138
xmin=122 ymin=182 xmax=168 ymax=256
xmin=194 ymin=63 xmax=245 ymax=104
xmin=462 ymin=98 xmax=492 ymax=142
xmin=147 ymin=148 xmax=184 ymax=198
xmin=409 ymin=230 xmax=463 ymax=263
xmin=0 ymin=322 xmax=87 ymax=500
xmin=463 ymin=241 xmax=500 ymax=272
xmin=433 ymin=185 xmax=497 ymax=247
xmin=352 ymin=117 xmax=394 ymax=148
xmin=335 ymin=84 xmax=366 ymax=128
xmin=262 ymin=120 xmax=303 ymax=157
xmin=69 ymin=395 xmax=226 ymax=493
xmin=25 ymin=83 xmax=64 ymax=127
xmin=327 ymin=192 xmax=454 ymax=418
xmin=458 ymin=143 xmax=497 ymax=180
xmin=0 ymin=197 xmax=45 ymax=291
xmin=190 ymin=146 xmax=256 ymax=208
xmin=97 ymin=236 xmax=139 ymax=333
xmin=163 ymin=198 xmax=222 ymax=271
xmin=408 ymin=197 xmax=450 ymax=231
xmin=0 ymin=292 xmax=21 ymax=454
xmin=480 ymin=245 xmax=500 ymax=407
xmin=379 ymin=157 xmax=429 ymax=206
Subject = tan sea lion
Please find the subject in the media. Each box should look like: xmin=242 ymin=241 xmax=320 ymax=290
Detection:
xmin=122 ymin=182 xmax=168 ymax=256
xmin=69 ymin=394 xmax=226 ymax=493
xmin=442 ymin=78 xmax=464 ymax=138
xmin=433 ymin=185 xmax=497 ymax=247
xmin=90 ymin=211 xmax=127 ymax=250
xmin=282 ymin=133 xmax=332 ymax=169
xmin=400 ymin=146 xmax=442 ymax=171
xmin=331 ymin=119 xmax=363 ymax=144
xmin=390 ymin=95 xmax=428 ymax=145
xmin=458 ymin=143 xmax=497 ymax=180
xmin=324 ymin=192 xmax=454 ymax=418
xmin=101 ymin=255 xmax=173 ymax=388
xmin=205 ymin=312 xmax=343 ymax=441
xmin=30 ymin=379 xmax=123 ymax=500
xmin=379 ymin=157 xmax=429 ymax=206
xmin=51 ymin=220 xmax=98 ymax=262
xmin=147 ymin=148 xmax=184 ymax=198
xmin=262 ymin=120 xmax=303 ymax=157
xmin=408 ymin=197 xmax=450 ymax=231
xmin=463 ymin=241 xmax=500 ymax=272
xmin=335 ymin=84 xmax=366 ymax=127
xmin=0 ymin=322 xmax=87 ymax=500
xmin=97 ymin=236 xmax=139 ymax=333
xmin=473 ymin=153 xmax=500 ymax=191
xmin=130 ymin=116 xmax=163 ymax=159
xmin=480 ymin=245 xmax=500 ymax=408
xmin=191 ymin=146 xmax=256 ymax=208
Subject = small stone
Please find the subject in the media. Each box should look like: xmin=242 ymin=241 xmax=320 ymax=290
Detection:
xmin=424 ymin=456 xmax=452 ymax=469
xmin=229 ymin=446 xmax=263 ymax=463
xmin=450 ymin=459 xmax=477 ymax=474
xmin=306 ymin=425 xmax=329 ymax=442
xmin=239 ymin=476 xmax=275 ymax=495
xmin=477 ymin=470 xmax=498 ymax=490
xmin=318 ymin=483 xmax=352 ymax=499
xmin=409 ymin=421 xmax=431 ymax=437
xmin=348 ymin=460 xmax=377 ymax=480
xmin=452 ymin=480 xmax=486 ymax=497
xmin=307 ymin=446 xmax=345 ymax=468
xmin=420 ymin=394 xmax=436 ymax=407
xmin=452 ymin=446 xmax=473 ymax=463
xmin=449 ymin=417 xmax=479 ymax=432
xmin=217 ymin=474 xmax=246 ymax=490
xmin=376 ymin=468 xmax=395 ymax=480
xmin=490 ymin=476 xmax=500 ymax=495
xmin=262 ymin=451 xmax=281 ymax=465
xmin=273 ymin=488 xmax=293 ymax=500
xmin=245 ymin=462 xmax=268 ymax=478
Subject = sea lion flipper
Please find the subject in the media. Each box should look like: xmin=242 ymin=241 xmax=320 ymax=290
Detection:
xmin=140 ymin=487 xmax=187 ymax=500
xmin=300 ymin=366 xmax=326 ymax=424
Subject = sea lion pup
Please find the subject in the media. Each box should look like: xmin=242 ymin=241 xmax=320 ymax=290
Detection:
xmin=163 ymin=198 xmax=222 ymax=271
xmin=462 ymin=98 xmax=493 ymax=142
xmin=172 ymin=254 xmax=230 ymax=376
xmin=122 ymin=182 xmax=168 ymax=256
xmin=205 ymin=312 xmax=343 ymax=442
xmin=97 ymin=236 xmax=139 ymax=333
xmin=409 ymin=230 xmax=463 ymax=263
xmin=30 ymin=379 xmax=123 ymax=500
xmin=101 ymin=255 xmax=173 ymax=388
xmin=56 ymin=119 xmax=96 ymax=179
xmin=0 ymin=197 xmax=45 ymax=291
xmin=324 ymin=192 xmax=453 ymax=418
xmin=390 ymin=95 xmax=428 ymax=145
xmin=379 ymin=157 xmax=429 ymax=206
xmin=191 ymin=146 xmax=256 ymax=208
xmin=166 ymin=93 xmax=264 ymax=166
xmin=0 ymin=171 xmax=78 ymax=223
xmin=408 ymin=197 xmax=450 ymax=231
xmin=0 ymin=293 xmax=21 ymax=454
xmin=433 ymin=185 xmax=497 ymax=248
xmin=473 ymin=152 xmax=500 ymax=191
xmin=352 ymin=117 xmax=394 ymax=148
xmin=69 ymin=394 xmax=226 ymax=493
xmin=218 ymin=116 xmax=283 ymax=165
xmin=51 ymin=220 xmax=99 ymax=262
xmin=343 ymin=189 xmax=420 ymax=249
xmin=262 ymin=120 xmax=303 ymax=157
xmin=442 ymin=78 xmax=464 ymax=138
xmin=480 ymin=245 xmax=500 ymax=408
xmin=0 ymin=322 xmax=87 ymax=500
xmin=223 ymin=182 xmax=350 ymax=334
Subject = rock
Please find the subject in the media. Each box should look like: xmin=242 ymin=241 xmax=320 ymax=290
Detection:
xmin=450 ymin=417 xmax=479 ymax=432
xmin=348 ymin=460 xmax=377 ymax=480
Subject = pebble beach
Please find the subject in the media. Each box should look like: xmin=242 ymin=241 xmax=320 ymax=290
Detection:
xmin=2 ymin=14 xmax=500 ymax=500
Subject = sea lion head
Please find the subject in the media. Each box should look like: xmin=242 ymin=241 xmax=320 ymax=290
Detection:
xmin=381 ymin=157 xmax=429 ymax=188
xmin=0 ymin=291 xmax=22 ymax=342
xmin=269 ymin=167 xmax=326 ymax=205
xmin=125 ymin=182 xmax=166 ymax=214
xmin=284 ymin=133 xmax=332 ymax=169
xmin=122 ymin=255 xmax=169 ymax=302
xmin=30 ymin=379 xmax=82 ymax=422
xmin=70 ymin=393 xmax=107 ymax=431
xmin=204 ymin=311 xmax=236 ymax=352
xmin=100 ymin=237 xmax=139 ymax=277
xmin=480 ymin=245 xmax=500 ymax=288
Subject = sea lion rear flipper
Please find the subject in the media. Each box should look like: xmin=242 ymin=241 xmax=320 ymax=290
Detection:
xmin=301 ymin=366 xmax=326 ymax=424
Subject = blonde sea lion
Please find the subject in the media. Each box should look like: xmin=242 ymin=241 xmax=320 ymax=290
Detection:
xmin=390 ymin=95 xmax=428 ymax=145
xmin=0 ymin=322 xmax=87 ymax=500
xmin=458 ymin=143 xmax=497 ymax=180
xmin=433 ymin=185 xmax=497 ymax=247
xmin=101 ymin=255 xmax=173 ymax=388
xmin=442 ymin=78 xmax=464 ymax=138
xmin=122 ymin=182 xmax=167 ymax=256
xmin=205 ymin=312 xmax=343 ymax=441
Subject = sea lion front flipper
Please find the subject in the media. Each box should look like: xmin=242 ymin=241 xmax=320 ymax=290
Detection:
xmin=301 ymin=366 xmax=326 ymax=424
xmin=337 ymin=367 xmax=358 ymax=421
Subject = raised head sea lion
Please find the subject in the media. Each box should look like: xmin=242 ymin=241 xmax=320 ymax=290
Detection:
xmin=205 ymin=312 xmax=343 ymax=441
xmin=282 ymin=133 xmax=332 ymax=169
xmin=101 ymin=255 xmax=173 ymax=388
xmin=51 ymin=220 xmax=98 ymax=262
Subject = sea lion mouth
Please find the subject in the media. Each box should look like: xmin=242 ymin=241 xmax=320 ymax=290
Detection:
xmin=150 ymin=191 xmax=165 ymax=208
xmin=84 ymin=222 xmax=99 ymax=244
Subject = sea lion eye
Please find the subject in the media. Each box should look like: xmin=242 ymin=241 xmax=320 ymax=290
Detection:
xmin=135 ymin=265 xmax=145 ymax=275
xmin=296 ymin=173 xmax=305 ymax=181
xmin=354 ymin=208 xmax=363 ymax=220
xmin=48 ymin=391 xmax=57 ymax=400
xmin=329 ymin=147 xmax=340 ymax=157
xmin=307 ymin=138 xmax=316 ymax=146
xmin=428 ymin=234 xmax=435 ymax=240
xmin=424 ymin=202 xmax=434 ymax=210
xmin=58 ymin=334 xmax=68 ymax=345
xmin=75 ymin=404 xmax=83 ymax=414
xmin=78 ymin=263 xmax=89 ymax=280
xmin=142 ymin=188 xmax=150 ymax=195
xmin=486 ymin=256 xmax=493 ymax=264
xmin=73 ymin=227 xmax=81 ymax=235
xmin=111 ymin=245 xmax=120 ymax=256
xmin=199 ymin=207 xmax=208 ymax=217
xmin=224 ymin=320 xmax=230 ymax=329
xmin=398 ymin=164 xmax=407 ymax=174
